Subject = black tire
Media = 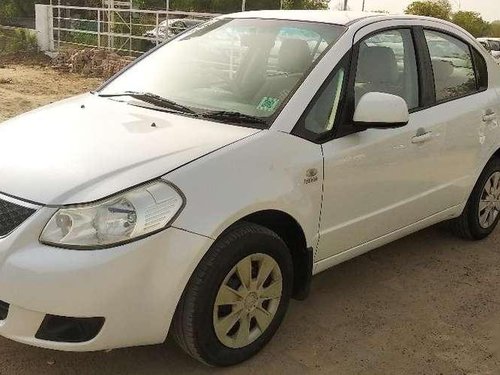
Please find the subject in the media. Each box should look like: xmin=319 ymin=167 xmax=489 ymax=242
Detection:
xmin=172 ymin=222 xmax=293 ymax=366
xmin=450 ymin=157 xmax=500 ymax=240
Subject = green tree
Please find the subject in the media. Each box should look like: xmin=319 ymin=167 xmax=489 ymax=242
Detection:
xmin=405 ymin=0 xmax=452 ymax=21
xmin=134 ymin=0 xmax=282 ymax=12
xmin=490 ymin=21 xmax=500 ymax=37
xmin=0 ymin=1 xmax=16 ymax=21
xmin=283 ymin=0 xmax=329 ymax=10
xmin=0 ymin=0 xmax=328 ymax=17
xmin=213 ymin=0 xmax=281 ymax=12
xmin=134 ymin=0 xmax=326 ymax=11
xmin=0 ymin=0 xmax=57 ymax=20
xmin=0 ymin=0 xmax=36 ymax=19
xmin=452 ymin=11 xmax=490 ymax=37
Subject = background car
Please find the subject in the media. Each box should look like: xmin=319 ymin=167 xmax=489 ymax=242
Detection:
xmin=143 ymin=18 xmax=203 ymax=42
xmin=478 ymin=37 xmax=500 ymax=59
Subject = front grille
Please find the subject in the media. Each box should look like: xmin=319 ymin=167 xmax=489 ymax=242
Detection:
xmin=0 ymin=198 xmax=36 ymax=237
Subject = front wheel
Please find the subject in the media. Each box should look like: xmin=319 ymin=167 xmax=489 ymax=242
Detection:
xmin=172 ymin=223 xmax=293 ymax=366
xmin=451 ymin=157 xmax=500 ymax=240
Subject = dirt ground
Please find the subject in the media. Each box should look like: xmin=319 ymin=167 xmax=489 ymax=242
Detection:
xmin=0 ymin=60 xmax=102 ymax=122
xmin=1 ymin=62 xmax=500 ymax=375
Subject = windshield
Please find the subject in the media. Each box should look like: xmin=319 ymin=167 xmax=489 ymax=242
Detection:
xmin=100 ymin=18 xmax=345 ymax=126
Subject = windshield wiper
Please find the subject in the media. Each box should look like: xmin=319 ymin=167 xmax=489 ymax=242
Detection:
xmin=98 ymin=93 xmax=267 ymax=126
xmin=199 ymin=111 xmax=267 ymax=126
xmin=98 ymin=91 xmax=196 ymax=114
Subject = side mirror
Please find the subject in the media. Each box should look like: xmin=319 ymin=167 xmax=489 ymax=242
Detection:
xmin=353 ymin=92 xmax=409 ymax=129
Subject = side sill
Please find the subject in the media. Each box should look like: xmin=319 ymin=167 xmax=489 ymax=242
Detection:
xmin=312 ymin=205 xmax=464 ymax=276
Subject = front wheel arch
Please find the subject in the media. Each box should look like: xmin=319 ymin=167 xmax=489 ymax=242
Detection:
xmin=172 ymin=222 xmax=294 ymax=366
xmin=229 ymin=210 xmax=313 ymax=300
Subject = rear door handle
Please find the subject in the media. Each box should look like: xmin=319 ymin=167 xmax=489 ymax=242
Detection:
xmin=411 ymin=131 xmax=433 ymax=144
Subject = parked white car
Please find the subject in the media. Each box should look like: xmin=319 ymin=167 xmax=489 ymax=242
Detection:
xmin=143 ymin=18 xmax=203 ymax=41
xmin=1 ymin=10 xmax=500 ymax=366
xmin=478 ymin=37 xmax=500 ymax=59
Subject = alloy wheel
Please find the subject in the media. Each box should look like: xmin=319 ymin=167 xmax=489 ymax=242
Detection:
xmin=213 ymin=253 xmax=283 ymax=349
xmin=479 ymin=171 xmax=500 ymax=229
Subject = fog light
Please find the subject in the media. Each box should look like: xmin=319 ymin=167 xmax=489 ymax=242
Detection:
xmin=0 ymin=300 xmax=9 ymax=320
xmin=35 ymin=315 xmax=105 ymax=343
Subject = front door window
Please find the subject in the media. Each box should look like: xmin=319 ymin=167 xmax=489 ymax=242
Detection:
xmin=355 ymin=29 xmax=419 ymax=110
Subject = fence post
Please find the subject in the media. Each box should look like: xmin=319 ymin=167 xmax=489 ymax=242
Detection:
xmin=155 ymin=12 xmax=159 ymax=46
xmin=97 ymin=9 xmax=101 ymax=48
xmin=35 ymin=4 xmax=54 ymax=52
xmin=166 ymin=1 xmax=169 ymax=38
xmin=57 ymin=1 xmax=61 ymax=50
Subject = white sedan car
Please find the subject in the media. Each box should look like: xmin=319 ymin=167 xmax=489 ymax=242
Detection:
xmin=0 ymin=10 xmax=499 ymax=366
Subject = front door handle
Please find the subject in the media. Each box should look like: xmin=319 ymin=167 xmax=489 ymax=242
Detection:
xmin=411 ymin=131 xmax=433 ymax=144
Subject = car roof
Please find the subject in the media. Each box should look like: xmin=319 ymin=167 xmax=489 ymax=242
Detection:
xmin=478 ymin=37 xmax=500 ymax=41
xmin=159 ymin=18 xmax=204 ymax=26
xmin=184 ymin=19 xmax=204 ymax=25
xmin=224 ymin=10 xmax=438 ymax=26
xmin=159 ymin=18 xmax=186 ymax=25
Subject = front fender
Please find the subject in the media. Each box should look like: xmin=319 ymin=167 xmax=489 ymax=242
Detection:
xmin=166 ymin=130 xmax=323 ymax=249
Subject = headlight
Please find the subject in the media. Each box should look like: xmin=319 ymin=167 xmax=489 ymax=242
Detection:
xmin=40 ymin=180 xmax=185 ymax=249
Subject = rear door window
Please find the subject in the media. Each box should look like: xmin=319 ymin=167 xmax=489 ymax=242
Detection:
xmin=424 ymin=30 xmax=477 ymax=102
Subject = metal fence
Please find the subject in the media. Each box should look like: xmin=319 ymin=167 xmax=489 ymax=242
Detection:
xmin=50 ymin=5 xmax=218 ymax=55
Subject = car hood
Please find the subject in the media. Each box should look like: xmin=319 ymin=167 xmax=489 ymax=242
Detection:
xmin=0 ymin=94 xmax=259 ymax=205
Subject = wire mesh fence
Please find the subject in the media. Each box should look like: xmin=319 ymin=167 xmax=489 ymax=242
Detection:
xmin=50 ymin=5 xmax=218 ymax=55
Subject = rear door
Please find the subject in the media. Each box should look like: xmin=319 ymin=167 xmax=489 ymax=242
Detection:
xmin=422 ymin=29 xmax=499 ymax=206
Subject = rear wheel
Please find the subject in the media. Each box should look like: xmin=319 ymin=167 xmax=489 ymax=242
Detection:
xmin=172 ymin=222 xmax=293 ymax=366
xmin=451 ymin=158 xmax=500 ymax=240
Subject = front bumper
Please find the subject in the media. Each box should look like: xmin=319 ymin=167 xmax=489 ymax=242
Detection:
xmin=0 ymin=201 xmax=213 ymax=351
